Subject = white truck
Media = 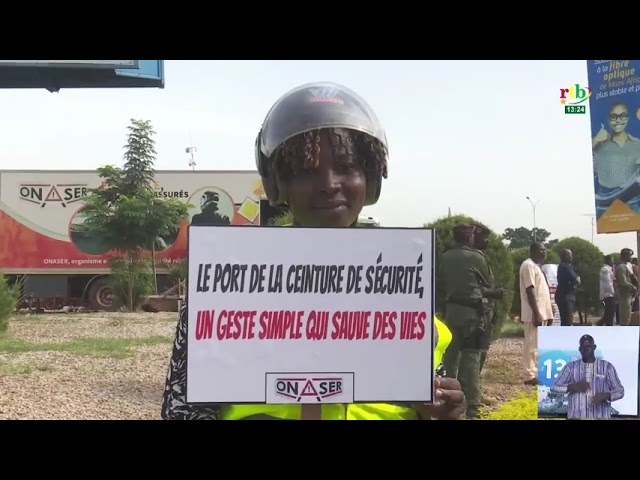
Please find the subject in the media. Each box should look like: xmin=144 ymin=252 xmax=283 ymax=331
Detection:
xmin=0 ymin=169 xmax=270 ymax=311
xmin=356 ymin=216 xmax=380 ymax=227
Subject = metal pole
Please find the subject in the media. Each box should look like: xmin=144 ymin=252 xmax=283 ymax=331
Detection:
xmin=526 ymin=197 xmax=538 ymax=242
xmin=533 ymin=204 xmax=537 ymax=242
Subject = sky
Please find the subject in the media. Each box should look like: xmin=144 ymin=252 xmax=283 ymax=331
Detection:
xmin=0 ymin=59 xmax=636 ymax=255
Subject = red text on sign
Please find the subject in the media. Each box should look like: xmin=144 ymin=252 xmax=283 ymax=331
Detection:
xmin=217 ymin=310 xmax=257 ymax=340
xmin=399 ymin=311 xmax=426 ymax=340
xmin=258 ymin=310 xmax=304 ymax=339
xmin=331 ymin=311 xmax=372 ymax=340
xmin=306 ymin=310 xmax=329 ymax=340
xmin=193 ymin=309 xmax=428 ymax=341
xmin=372 ymin=311 xmax=397 ymax=340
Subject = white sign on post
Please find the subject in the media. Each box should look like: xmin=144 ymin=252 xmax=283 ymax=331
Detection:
xmin=186 ymin=225 xmax=435 ymax=405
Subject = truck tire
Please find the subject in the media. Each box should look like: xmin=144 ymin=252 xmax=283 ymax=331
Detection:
xmin=88 ymin=278 xmax=119 ymax=312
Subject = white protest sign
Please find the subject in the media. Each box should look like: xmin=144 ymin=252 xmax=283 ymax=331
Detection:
xmin=186 ymin=225 xmax=435 ymax=405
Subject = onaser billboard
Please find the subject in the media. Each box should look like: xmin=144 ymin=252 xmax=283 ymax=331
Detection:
xmin=587 ymin=60 xmax=640 ymax=234
xmin=0 ymin=170 xmax=264 ymax=272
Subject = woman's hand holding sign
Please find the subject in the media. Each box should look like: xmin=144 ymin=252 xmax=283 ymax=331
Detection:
xmin=414 ymin=378 xmax=465 ymax=420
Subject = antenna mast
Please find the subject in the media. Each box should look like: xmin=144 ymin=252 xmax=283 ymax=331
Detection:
xmin=186 ymin=132 xmax=197 ymax=171
xmin=580 ymin=213 xmax=596 ymax=244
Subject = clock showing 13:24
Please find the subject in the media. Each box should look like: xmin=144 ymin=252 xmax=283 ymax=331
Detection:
xmin=538 ymin=349 xmax=604 ymax=388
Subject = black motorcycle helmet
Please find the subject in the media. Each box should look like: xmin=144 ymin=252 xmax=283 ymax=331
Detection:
xmin=255 ymin=81 xmax=388 ymax=206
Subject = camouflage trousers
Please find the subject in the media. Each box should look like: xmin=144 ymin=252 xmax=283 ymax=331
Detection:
xmin=619 ymin=293 xmax=632 ymax=326
xmin=442 ymin=316 xmax=493 ymax=419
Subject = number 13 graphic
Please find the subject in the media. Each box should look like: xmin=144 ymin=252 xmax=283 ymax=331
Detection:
xmin=538 ymin=350 xmax=572 ymax=388
xmin=543 ymin=358 xmax=567 ymax=380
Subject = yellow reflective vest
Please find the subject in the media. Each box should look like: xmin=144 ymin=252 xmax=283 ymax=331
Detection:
xmin=220 ymin=317 xmax=452 ymax=420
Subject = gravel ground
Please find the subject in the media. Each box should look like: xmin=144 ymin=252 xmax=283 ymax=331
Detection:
xmin=0 ymin=312 xmax=177 ymax=420
xmin=481 ymin=336 xmax=531 ymax=409
xmin=0 ymin=312 xmax=525 ymax=420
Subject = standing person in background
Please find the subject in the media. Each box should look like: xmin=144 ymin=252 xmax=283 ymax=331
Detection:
xmin=597 ymin=255 xmax=616 ymax=326
xmin=631 ymin=258 xmax=639 ymax=315
xmin=612 ymin=261 xmax=620 ymax=325
xmin=441 ymin=223 xmax=495 ymax=419
xmin=555 ymin=249 xmax=581 ymax=326
xmin=519 ymin=242 xmax=554 ymax=386
xmin=616 ymin=248 xmax=636 ymax=326
xmin=470 ymin=224 xmax=505 ymax=374
xmin=470 ymin=223 xmax=504 ymax=407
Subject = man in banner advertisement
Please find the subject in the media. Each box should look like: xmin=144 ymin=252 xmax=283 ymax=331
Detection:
xmin=191 ymin=191 xmax=231 ymax=226
xmin=587 ymin=60 xmax=640 ymax=233
xmin=160 ymin=81 xmax=465 ymax=420
xmin=550 ymin=334 xmax=624 ymax=419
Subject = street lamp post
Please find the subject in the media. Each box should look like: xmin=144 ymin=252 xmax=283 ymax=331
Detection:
xmin=526 ymin=196 xmax=540 ymax=242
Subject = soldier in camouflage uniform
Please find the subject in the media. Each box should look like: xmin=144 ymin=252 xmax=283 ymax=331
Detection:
xmin=471 ymin=224 xmax=505 ymax=373
xmin=441 ymin=223 xmax=503 ymax=419
xmin=471 ymin=224 xmax=505 ymax=406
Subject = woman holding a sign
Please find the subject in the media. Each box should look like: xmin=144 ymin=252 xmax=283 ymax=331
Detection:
xmin=161 ymin=81 xmax=465 ymax=420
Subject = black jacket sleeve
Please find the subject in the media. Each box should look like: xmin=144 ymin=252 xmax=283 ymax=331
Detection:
xmin=160 ymin=302 xmax=221 ymax=420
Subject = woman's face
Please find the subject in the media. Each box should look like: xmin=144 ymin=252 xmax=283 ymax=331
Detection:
xmin=286 ymin=128 xmax=367 ymax=227
xmin=608 ymin=105 xmax=628 ymax=134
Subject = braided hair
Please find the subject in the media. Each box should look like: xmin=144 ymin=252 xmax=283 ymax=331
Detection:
xmin=271 ymin=128 xmax=388 ymax=182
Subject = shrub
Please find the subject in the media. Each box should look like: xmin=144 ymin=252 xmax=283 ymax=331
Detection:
xmin=479 ymin=390 xmax=538 ymax=419
xmin=510 ymin=247 xmax=560 ymax=315
xmin=479 ymin=389 xmax=560 ymax=420
xmin=108 ymin=258 xmax=155 ymax=311
xmin=552 ymin=237 xmax=604 ymax=318
xmin=424 ymin=214 xmax=514 ymax=340
xmin=271 ymin=210 xmax=293 ymax=226
xmin=0 ymin=274 xmax=22 ymax=333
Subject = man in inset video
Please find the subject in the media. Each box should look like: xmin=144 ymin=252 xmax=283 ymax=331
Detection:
xmin=550 ymin=334 xmax=624 ymax=419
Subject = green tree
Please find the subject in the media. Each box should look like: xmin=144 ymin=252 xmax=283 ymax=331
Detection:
xmin=82 ymin=119 xmax=192 ymax=311
xmin=424 ymin=214 xmax=514 ymax=339
xmin=606 ymin=252 xmax=620 ymax=263
xmin=510 ymin=247 xmax=560 ymax=315
xmin=552 ymin=237 xmax=604 ymax=320
xmin=502 ymin=226 xmax=558 ymax=249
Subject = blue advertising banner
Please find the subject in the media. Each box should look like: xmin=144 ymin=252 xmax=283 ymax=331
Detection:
xmin=0 ymin=60 xmax=164 ymax=91
xmin=0 ymin=60 xmax=139 ymax=69
xmin=587 ymin=60 xmax=640 ymax=234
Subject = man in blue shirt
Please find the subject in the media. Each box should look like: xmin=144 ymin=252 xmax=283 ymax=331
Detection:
xmin=555 ymin=249 xmax=580 ymax=326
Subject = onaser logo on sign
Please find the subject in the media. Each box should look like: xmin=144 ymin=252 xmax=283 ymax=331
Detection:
xmin=265 ymin=373 xmax=354 ymax=404
xmin=19 ymin=183 xmax=88 ymax=208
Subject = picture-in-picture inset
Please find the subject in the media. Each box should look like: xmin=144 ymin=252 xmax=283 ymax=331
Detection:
xmin=537 ymin=326 xmax=640 ymax=419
